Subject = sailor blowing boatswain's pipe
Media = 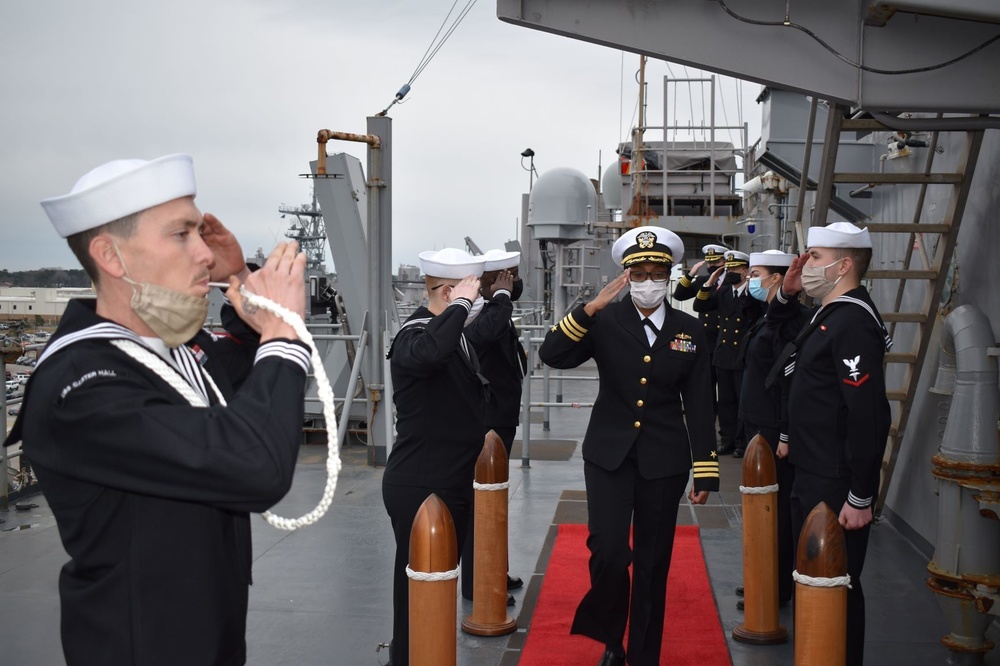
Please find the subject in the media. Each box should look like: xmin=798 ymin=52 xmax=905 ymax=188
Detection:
xmin=3 ymin=153 xmax=310 ymax=666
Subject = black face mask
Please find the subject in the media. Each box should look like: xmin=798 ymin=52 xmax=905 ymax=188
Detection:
xmin=510 ymin=279 xmax=524 ymax=301
xmin=723 ymin=271 xmax=743 ymax=286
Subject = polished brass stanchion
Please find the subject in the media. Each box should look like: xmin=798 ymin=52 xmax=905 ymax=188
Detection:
xmin=794 ymin=502 xmax=848 ymax=666
xmin=733 ymin=433 xmax=788 ymax=645
xmin=409 ymin=494 xmax=458 ymax=666
xmin=462 ymin=430 xmax=518 ymax=636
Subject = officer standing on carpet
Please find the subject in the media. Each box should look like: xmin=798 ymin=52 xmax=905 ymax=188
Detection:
xmin=382 ymin=248 xmax=489 ymax=666
xmin=734 ymin=249 xmax=809 ymax=610
xmin=768 ymin=222 xmax=891 ymax=666
xmin=693 ymin=250 xmax=764 ymax=457
xmin=539 ymin=226 xmax=719 ymax=666
xmin=461 ymin=248 xmax=527 ymax=603
xmin=3 ymin=153 xmax=310 ymax=666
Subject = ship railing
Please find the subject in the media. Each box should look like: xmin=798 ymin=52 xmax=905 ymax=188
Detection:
xmin=518 ymin=325 xmax=599 ymax=468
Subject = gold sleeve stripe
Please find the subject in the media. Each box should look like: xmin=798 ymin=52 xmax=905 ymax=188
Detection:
xmin=693 ymin=461 xmax=720 ymax=469
xmin=696 ymin=290 xmax=710 ymax=300
xmin=693 ymin=471 xmax=720 ymax=479
xmin=679 ymin=275 xmax=691 ymax=287
xmin=558 ymin=317 xmax=588 ymax=342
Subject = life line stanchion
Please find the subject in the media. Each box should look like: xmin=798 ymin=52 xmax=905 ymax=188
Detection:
xmin=462 ymin=430 xmax=518 ymax=636
xmin=733 ymin=433 xmax=788 ymax=645
xmin=408 ymin=494 xmax=458 ymax=666
xmin=794 ymin=502 xmax=850 ymax=666
xmin=228 ymin=283 xmax=342 ymax=531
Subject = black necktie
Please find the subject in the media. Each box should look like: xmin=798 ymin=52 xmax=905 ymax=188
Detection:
xmin=642 ymin=318 xmax=659 ymax=335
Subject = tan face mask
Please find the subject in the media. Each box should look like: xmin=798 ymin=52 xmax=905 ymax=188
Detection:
xmin=113 ymin=242 xmax=208 ymax=348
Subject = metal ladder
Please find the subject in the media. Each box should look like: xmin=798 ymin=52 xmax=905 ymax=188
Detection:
xmin=806 ymin=104 xmax=985 ymax=516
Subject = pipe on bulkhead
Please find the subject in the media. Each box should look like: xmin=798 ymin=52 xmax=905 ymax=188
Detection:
xmin=927 ymin=304 xmax=1000 ymax=664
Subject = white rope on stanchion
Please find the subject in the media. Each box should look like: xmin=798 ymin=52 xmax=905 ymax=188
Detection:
xmin=405 ymin=566 xmax=460 ymax=582
xmin=793 ymin=570 xmax=853 ymax=589
xmin=739 ymin=484 xmax=780 ymax=494
xmin=472 ymin=481 xmax=509 ymax=491
xmin=238 ymin=285 xmax=341 ymax=531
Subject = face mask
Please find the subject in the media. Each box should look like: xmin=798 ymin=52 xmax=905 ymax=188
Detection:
xmin=510 ymin=279 xmax=524 ymax=301
xmin=114 ymin=243 xmax=208 ymax=348
xmin=723 ymin=271 xmax=743 ymax=286
xmin=464 ymin=296 xmax=485 ymax=327
xmin=748 ymin=277 xmax=771 ymax=302
xmin=629 ymin=279 xmax=668 ymax=309
xmin=801 ymin=259 xmax=844 ymax=300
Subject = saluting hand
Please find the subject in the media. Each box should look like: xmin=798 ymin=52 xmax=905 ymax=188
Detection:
xmin=708 ymin=265 xmax=725 ymax=286
xmin=491 ymin=269 xmax=514 ymax=296
xmin=203 ymin=213 xmax=250 ymax=284
xmin=450 ymin=275 xmax=481 ymax=303
xmin=688 ymin=260 xmax=706 ymax=278
xmin=782 ymin=253 xmax=808 ymax=296
xmin=584 ymin=270 xmax=629 ymax=316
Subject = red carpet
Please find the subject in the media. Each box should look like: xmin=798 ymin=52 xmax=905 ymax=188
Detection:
xmin=520 ymin=524 xmax=731 ymax=665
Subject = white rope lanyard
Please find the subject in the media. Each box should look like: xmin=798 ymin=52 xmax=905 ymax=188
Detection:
xmin=793 ymin=570 xmax=853 ymax=589
xmin=739 ymin=484 xmax=780 ymax=494
xmin=238 ymin=286 xmax=341 ymax=531
xmin=406 ymin=565 xmax=460 ymax=582
xmin=472 ymin=480 xmax=509 ymax=491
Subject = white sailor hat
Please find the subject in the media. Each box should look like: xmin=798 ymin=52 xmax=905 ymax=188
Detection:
xmin=724 ymin=250 xmax=750 ymax=268
xmin=612 ymin=226 xmax=684 ymax=267
xmin=481 ymin=249 xmax=520 ymax=271
xmin=419 ymin=248 xmax=486 ymax=279
xmin=807 ymin=222 xmax=872 ymax=249
xmin=40 ymin=154 xmax=197 ymax=238
xmin=702 ymin=244 xmax=729 ymax=262
xmin=750 ymin=249 xmax=796 ymax=268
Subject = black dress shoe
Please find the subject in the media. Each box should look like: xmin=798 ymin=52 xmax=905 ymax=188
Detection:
xmin=597 ymin=648 xmax=626 ymax=666
xmin=732 ymin=448 xmax=745 ymax=458
xmin=717 ymin=444 xmax=734 ymax=455
xmin=735 ymin=585 xmax=744 ymax=596
xmin=507 ymin=594 xmax=515 ymax=607
xmin=737 ymin=599 xmax=744 ymax=611
xmin=507 ymin=574 xmax=524 ymax=590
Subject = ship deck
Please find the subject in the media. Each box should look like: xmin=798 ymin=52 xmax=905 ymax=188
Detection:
xmin=2 ymin=361 xmax=998 ymax=665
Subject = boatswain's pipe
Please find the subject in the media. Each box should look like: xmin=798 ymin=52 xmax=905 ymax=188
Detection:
xmin=462 ymin=431 xmax=517 ymax=637
xmin=734 ymin=434 xmax=788 ymax=645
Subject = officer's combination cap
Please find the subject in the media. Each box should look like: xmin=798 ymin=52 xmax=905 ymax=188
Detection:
xmin=612 ymin=226 xmax=684 ymax=267
xmin=702 ymin=244 xmax=729 ymax=262
xmin=724 ymin=250 xmax=750 ymax=268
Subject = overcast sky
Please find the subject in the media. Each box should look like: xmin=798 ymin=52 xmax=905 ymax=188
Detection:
xmin=0 ymin=0 xmax=762 ymax=273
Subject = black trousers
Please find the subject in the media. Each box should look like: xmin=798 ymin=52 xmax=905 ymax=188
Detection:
xmin=382 ymin=482 xmax=472 ymax=666
xmin=461 ymin=426 xmax=516 ymax=600
xmin=571 ymin=450 xmax=688 ymax=666
xmin=743 ymin=422 xmax=794 ymax=603
xmin=716 ymin=367 xmax=743 ymax=449
xmin=790 ymin=469 xmax=872 ymax=666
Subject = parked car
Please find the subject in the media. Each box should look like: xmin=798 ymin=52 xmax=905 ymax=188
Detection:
xmin=8 ymin=404 xmax=20 ymax=416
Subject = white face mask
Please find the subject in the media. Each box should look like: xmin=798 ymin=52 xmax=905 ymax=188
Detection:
xmin=629 ymin=280 xmax=669 ymax=309
xmin=464 ymin=296 xmax=485 ymax=326
xmin=801 ymin=258 xmax=844 ymax=300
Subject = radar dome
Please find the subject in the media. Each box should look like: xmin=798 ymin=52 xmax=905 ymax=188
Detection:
xmin=527 ymin=167 xmax=598 ymax=242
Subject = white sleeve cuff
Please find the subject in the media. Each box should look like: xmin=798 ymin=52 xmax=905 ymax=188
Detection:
xmin=494 ymin=289 xmax=512 ymax=298
xmin=254 ymin=340 xmax=311 ymax=373
xmin=847 ymin=491 xmax=872 ymax=509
